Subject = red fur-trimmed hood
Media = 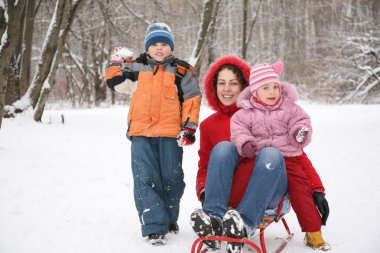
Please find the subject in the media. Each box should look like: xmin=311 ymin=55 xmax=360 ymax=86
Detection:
xmin=203 ymin=55 xmax=251 ymax=112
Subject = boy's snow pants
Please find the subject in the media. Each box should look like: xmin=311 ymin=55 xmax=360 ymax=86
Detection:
xmin=131 ymin=136 xmax=185 ymax=237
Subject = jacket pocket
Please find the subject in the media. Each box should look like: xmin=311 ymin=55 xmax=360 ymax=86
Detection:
xmin=164 ymin=85 xmax=177 ymax=100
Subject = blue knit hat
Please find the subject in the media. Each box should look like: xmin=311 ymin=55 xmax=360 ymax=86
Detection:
xmin=144 ymin=23 xmax=174 ymax=51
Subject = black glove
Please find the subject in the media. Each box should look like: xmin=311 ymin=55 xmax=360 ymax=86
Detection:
xmin=313 ymin=191 xmax=329 ymax=226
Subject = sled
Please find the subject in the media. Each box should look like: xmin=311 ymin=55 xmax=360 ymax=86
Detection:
xmin=190 ymin=195 xmax=293 ymax=253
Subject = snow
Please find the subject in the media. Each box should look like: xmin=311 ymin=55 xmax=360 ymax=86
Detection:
xmin=1 ymin=103 xmax=380 ymax=253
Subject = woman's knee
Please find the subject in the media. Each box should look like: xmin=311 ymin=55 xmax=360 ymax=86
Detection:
xmin=256 ymin=147 xmax=285 ymax=171
xmin=259 ymin=147 xmax=282 ymax=157
xmin=211 ymin=141 xmax=238 ymax=157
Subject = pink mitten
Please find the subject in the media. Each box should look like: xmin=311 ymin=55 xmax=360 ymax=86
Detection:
xmin=242 ymin=142 xmax=255 ymax=158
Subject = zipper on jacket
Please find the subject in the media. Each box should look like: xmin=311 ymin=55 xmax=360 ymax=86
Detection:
xmin=153 ymin=65 xmax=159 ymax=75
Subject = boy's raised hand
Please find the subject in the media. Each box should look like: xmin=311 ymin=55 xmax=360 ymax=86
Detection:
xmin=110 ymin=47 xmax=133 ymax=63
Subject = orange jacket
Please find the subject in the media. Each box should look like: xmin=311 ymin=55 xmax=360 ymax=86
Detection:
xmin=105 ymin=55 xmax=202 ymax=138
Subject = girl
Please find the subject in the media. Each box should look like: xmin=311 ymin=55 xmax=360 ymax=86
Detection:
xmin=230 ymin=60 xmax=330 ymax=250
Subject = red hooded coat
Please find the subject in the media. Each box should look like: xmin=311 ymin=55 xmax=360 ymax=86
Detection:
xmin=196 ymin=56 xmax=325 ymax=232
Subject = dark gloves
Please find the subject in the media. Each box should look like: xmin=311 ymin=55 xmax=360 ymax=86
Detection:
xmin=313 ymin=191 xmax=329 ymax=225
xmin=294 ymin=127 xmax=309 ymax=143
xmin=177 ymin=127 xmax=196 ymax=147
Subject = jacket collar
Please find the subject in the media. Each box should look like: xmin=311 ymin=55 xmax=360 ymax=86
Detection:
xmin=147 ymin=55 xmax=176 ymax=66
xmin=216 ymin=101 xmax=239 ymax=116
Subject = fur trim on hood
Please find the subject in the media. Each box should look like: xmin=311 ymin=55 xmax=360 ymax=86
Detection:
xmin=237 ymin=81 xmax=299 ymax=109
xmin=203 ymin=55 xmax=251 ymax=112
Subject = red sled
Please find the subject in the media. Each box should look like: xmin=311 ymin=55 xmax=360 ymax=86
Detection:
xmin=190 ymin=195 xmax=293 ymax=253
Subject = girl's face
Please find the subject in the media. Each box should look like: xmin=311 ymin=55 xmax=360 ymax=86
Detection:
xmin=147 ymin=43 xmax=172 ymax=62
xmin=216 ymin=69 xmax=243 ymax=106
xmin=256 ymin=82 xmax=280 ymax=105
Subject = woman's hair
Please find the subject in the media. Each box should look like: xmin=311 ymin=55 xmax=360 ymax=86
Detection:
xmin=213 ymin=64 xmax=248 ymax=97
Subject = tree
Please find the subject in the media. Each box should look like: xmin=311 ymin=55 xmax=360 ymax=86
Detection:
xmin=340 ymin=29 xmax=380 ymax=103
xmin=0 ymin=0 xmax=27 ymax=128
xmin=11 ymin=0 xmax=66 ymax=113
xmin=241 ymin=0 xmax=262 ymax=60
xmin=34 ymin=0 xmax=84 ymax=121
xmin=189 ymin=0 xmax=221 ymax=78
xmin=5 ymin=0 xmax=40 ymax=106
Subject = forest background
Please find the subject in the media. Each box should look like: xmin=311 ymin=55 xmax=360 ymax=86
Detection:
xmin=0 ymin=0 xmax=379 ymax=128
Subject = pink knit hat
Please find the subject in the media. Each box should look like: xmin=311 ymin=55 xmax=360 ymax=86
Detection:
xmin=249 ymin=60 xmax=283 ymax=95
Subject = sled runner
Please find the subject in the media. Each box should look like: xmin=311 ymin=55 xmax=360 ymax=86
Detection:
xmin=191 ymin=195 xmax=293 ymax=253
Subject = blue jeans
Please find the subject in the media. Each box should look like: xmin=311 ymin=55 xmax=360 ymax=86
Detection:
xmin=131 ymin=137 xmax=185 ymax=237
xmin=203 ymin=141 xmax=287 ymax=230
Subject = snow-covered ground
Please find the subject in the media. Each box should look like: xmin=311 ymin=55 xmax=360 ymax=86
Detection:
xmin=1 ymin=104 xmax=379 ymax=253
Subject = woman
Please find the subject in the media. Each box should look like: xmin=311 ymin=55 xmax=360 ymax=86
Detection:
xmin=190 ymin=56 xmax=328 ymax=253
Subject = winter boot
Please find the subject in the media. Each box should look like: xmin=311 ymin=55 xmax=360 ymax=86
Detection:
xmin=169 ymin=223 xmax=179 ymax=234
xmin=304 ymin=231 xmax=331 ymax=251
xmin=190 ymin=208 xmax=222 ymax=250
xmin=223 ymin=209 xmax=247 ymax=253
xmin=148 ymin=234 xmax=166 ymax=246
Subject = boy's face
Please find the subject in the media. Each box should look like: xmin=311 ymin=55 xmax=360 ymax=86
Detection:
xmin=147 ymin=43 xmax=172 ymax=62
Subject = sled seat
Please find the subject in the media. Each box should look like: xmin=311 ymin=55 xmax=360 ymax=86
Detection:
xmin=191 ymin=195 xmax=293 ymax=253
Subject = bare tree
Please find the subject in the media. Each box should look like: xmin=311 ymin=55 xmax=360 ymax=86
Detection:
xmin=11 ymin=0 xmax=66 ymax=113
xmin=19 ymin=0 xmax=39 ymax=96
xmin=189 ymin=0 xmax=220 ymax=78
xmin=241 ymin=0 xmax=262 ymax=59
xmin=0 ymin=0 xmax=27 ymax=128
xmin=340 ymin=30 xmax=380 ymax=103
xmin=34 ymin=0 xmax=84 ymax=121
xmin=5 ymin=0 xmax=40 ymax=106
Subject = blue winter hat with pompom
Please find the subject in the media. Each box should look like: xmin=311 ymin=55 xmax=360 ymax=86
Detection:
xmin=144 ymin=23 xmax=174 ymax=51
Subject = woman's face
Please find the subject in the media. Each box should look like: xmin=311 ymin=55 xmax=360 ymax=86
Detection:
xmin=216 ymin=69 xmax=243 ymax=106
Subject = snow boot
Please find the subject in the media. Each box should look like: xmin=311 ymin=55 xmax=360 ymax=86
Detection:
xmin=223 ymin=209 xmax=247 ymax=253
xmin=169 ymin=223 xmax=179 ymax=234
xmin=190 ymin=208 xmax=222 ymax=250
xmin=148 ymin=234 xmax=166 ymax=246
xmin=304 ymin=231 xmax=331 ymax=251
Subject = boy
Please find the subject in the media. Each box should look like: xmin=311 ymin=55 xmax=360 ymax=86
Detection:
xmin=104 ymin=23 xmax=202 ymax=245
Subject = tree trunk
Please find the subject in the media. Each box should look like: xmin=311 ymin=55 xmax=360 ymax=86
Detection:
xmin=241 ymin=0 xmax=248 ymax=59
xmin=29 ymin=0 xmax=67 ymax=111
xmin=34 ymin=0 xmax=84 ymax=121
xmin=92 ymin=31 xmax=107 ymax=106
xmin=5 ymin=2 xmax=26 ymax=105
xmin=242 ymin=0 xmax=262 ymax=60
xmin=19 ymin=0 xmax=36 ymax=96
xmin=0 ymin=0 xmax=27 ymax=128
xmin=189 ymin=0 xmax=219 ymax=78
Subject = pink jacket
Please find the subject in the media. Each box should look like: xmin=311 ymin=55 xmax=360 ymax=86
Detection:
xmin=231 ymin=82 xmax=312 ymax=157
